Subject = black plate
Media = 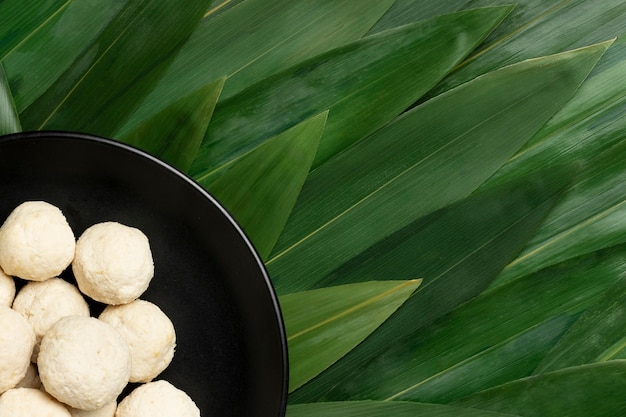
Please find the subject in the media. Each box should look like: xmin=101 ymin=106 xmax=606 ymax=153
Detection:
xmin=0 ymin=131 xmax=288 ymax=416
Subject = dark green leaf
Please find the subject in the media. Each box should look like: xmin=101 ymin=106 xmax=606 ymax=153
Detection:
xmin=286 ymin=400 xmax=521 ymax=417
xmin=420 ymin=0 xmax=626 ymax=98
xmin=316 ymin=245 xmax=626 ymax=403
xmin=0 ymin=64 xmax=20 ymax=135
xmin=4 ymin=0 xmax=125 ymax=112
xmin=0 ymin=0 xmax=69 ymax=59
xmin=267 ymin=42 xmax=609 ymax=295
xmin=207 ymin=112 xmax=327 ymax=259
xmin=189 ymin=6 xmax=511 ymax=178
xmin=19 ymin=0 xmax=213 ymax=136
xmin=281 ymin=279 xmax=420 ymax=392
xmin=480 ymin=37 xmax=626 ymax=286
xmin=534 ymin=276 xmax=626 ymax=373
xmin=289 ymin=166 xmax=578 ymax=403
xmin=117 ymin=0 xmax=396 ymax=136
xmin=453 ymin=361 xmax=626 ymax=417
xmin=119 ymin=77 xmax=224 ymax=173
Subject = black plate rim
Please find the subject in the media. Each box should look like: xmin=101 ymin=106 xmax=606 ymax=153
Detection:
xmin=0 ymin=129 xmax=289 ymax=416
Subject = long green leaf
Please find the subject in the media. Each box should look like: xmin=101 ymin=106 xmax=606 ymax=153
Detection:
xmin=3 ymin=0 xmax=125 ymax=112
xmin=479 ymin=37 xmax=626 ymax=286
xmin=0 ymin=64 xmax=20 ymax=135
xmin=189 ymin=6 xmax=511 ymax=179
xmin=281 ymin=279 xmax=421 ymax=392
xmin=19 ymin=0 xmax=213 ymax=136
xmin=534 ymin=277 xmax=626 ymax=373
xmin=494 ymin=138 xmax=626 ymax=286
xmin=453 ymin=361 xmax=626 ymax=417
xmin=119 ymin=77 xmax=225 ymax=173
xmin=289 ymin=165 xmax=575 ymax=403
xmin=0 ymin=0 xmax=69 ymax=59
xmin=312 ymin=245 xmax=626 ymax=404
xmin=267 ymin=42 xmax=610 ymax=295
xmin=405 ymin=0 xmax=626 ymax=99
xmin=286 ymin=401 xmax=521 ymax=417
xmin=207 ymin=112 xmax=327 ymax=260
xmin=116 ymin=0 xmax=396 ymax=136
xmin=370 ymin=0 xmax=561 ymax=36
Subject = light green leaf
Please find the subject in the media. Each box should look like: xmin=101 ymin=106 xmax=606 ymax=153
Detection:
xmin=3 ymin=0 xmax=125 ymax=112
xmin=117 ymin=0 xmax=396 ymax=136
xmin=207 ymin=112 xmax=327 ymax=260
xmin=453 ymin=361 xmax=626 ymax=417
xmin=414 ymin=0 xmax=626 ymax=98
xmin=190 ymin=6 xmax=511 ymax=178
xmin=19 ymin=0 xmax=213 ymax=136
xmin=119 ymin=77 xmax=225 ymax=173
xmin=480 ymin=37 xmax=626 ymax=286
xmin=281 ymin=279 xmax=421 ymax=392
xmin=369 ymin=0 xmax=559 ymax=37
xmin=286 ymin=400 xmax=521 ymax=417
xmin=267 ymin=42 xmax=610 ymax=295
xmin=289 ymin=165 xmax=575 ymax=404
xmin=312 ymin=245 xmax=626 ymax=403
xmin=0 ymin=63 xmax=20 ymax=135
xmin=494 ymin=138 xmax=626 ymax=286
xmin=0 ymin=0 xmax=69 ymax=59
xmin=534 ymin=277 xmax=626 ymax=373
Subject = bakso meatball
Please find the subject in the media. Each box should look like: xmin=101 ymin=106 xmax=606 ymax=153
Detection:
xmin=0 ymin=201 xmax=75 ymax=281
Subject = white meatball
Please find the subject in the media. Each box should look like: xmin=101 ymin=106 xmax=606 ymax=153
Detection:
xmin=38 ymin=316 xmax=131 ymax=410
xmin=72 ymin=222 xmax=154 ymax=305
xmin=13 ymin=278 xmax=90 ymax=362
xmin=14 ymin=363 xmax=41 ymax=389
xmin=99 ymin=300 xmax=176 ymax=383
xmin=0 ymin=201 xmax=75 ymax=281
xmin=0 ymin=388 xmax=71 ymax=417
xmin=0 ymin=267 xmax=15 ymax=306
xmin=69 ymin=401 xmax=117 ymax=417
xmin=115 ymin=380 xmax=200 ymax=417
xmin=0 ymin=305 xmax=35 ymax=394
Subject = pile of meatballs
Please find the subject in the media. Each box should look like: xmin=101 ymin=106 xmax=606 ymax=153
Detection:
xmin=0 ymin=201 xmax=200 ymax=417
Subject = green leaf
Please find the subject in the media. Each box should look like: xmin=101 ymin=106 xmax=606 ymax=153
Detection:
xmin=286 ymin=400 xmax=521 ymax=417
xmin=494 ymin=138 xmax=626 ymax=286
xmin=117 ymin=0 xmax=396 ymax=135
xmin=189 ymin=6 xmax=512 ymax=179
xmin=534 ymin=277 xmax=626 ymax=373
xmin=119 ymin=77 xmax=225 ymax=173
xmin=480 ymin=37 xmax=626 ymax=286
xmin=267 ymin=42 xmax=609 ymax=295
xmin=19 ymin=0 xmax=213 ymax=136
xmin=3 ymin=0 xmax=125 ymax=112
xmin=0 ymin=0 xmax=69 ymax=59
xmin=281 ymin=279 xmax=421 ymax=392
xmin=289 ymin=166 xmax=578 ymax=403
xmin=0 ymin=64 xmax=20 ymax=135
xmin=417 ymin=0 xmax=626 ymax=98
xmin=453 ymin=361 xmax=626 ymax=417
xmin=369 ymin=0 xmax=559 ymax=36
xmin=207 ymin=112 xmax=327 ymax=260
xmin=316 ymin=244 xmax=626 ymax=404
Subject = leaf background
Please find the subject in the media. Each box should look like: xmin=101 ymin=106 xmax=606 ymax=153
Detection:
xmin=2 ymin=1 xmax=626 ymax=416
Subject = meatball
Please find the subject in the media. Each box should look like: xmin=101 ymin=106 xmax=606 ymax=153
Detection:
xmin=13 ymin=278 xmax=90 ymax=362
xmin=72 ymin=222 xmax=154 ymax=305
xmin=0 ymin=267 xmax=15 ymax=306
xmin=99 ymin=300 xmax=175 ymax=383
xmin=0 ymin=201 xmax=75 ymax=281
xmin=38 ymin=316 xmax=131 ymax=410
xmin=115 ymin=380 xmax=200 ymax=417
xmin=0 ymin=388 xmax=70 ymax=417
xmin=0 ymin=305 xmax=35 ymax=394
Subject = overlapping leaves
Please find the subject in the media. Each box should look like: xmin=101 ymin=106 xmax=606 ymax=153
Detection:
xmin=1 ymin=1 xmax=626 ymax=416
